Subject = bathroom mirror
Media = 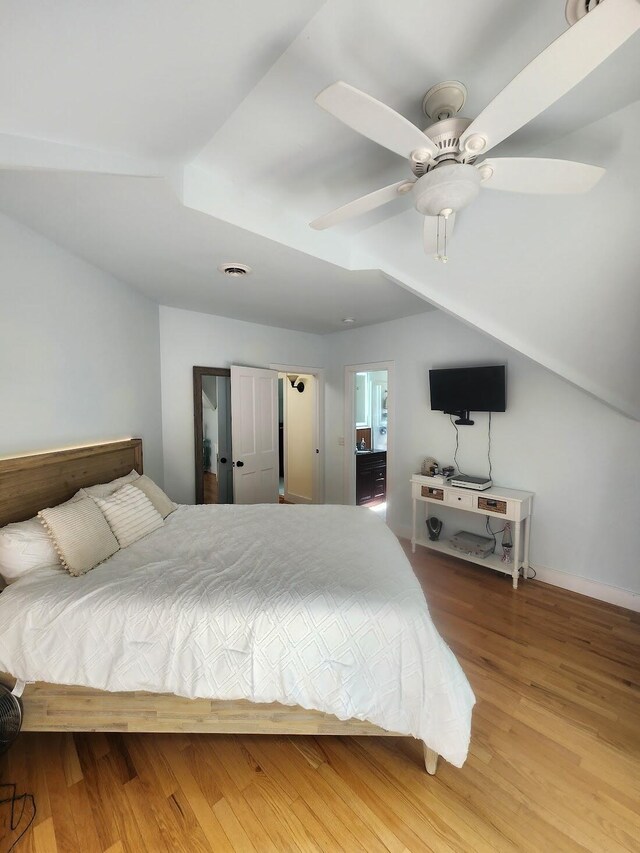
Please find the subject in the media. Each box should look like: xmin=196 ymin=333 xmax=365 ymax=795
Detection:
xmin=355 ymin=372 xmax=370 ymax=427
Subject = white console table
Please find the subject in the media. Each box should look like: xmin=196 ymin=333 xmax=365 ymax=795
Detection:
xmin=411 ymin=474 xmax=534 ymax=589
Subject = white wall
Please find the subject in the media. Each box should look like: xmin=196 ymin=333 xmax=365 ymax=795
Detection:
xmin=159 ymin=306 xmax=328 ymax=504
xmin=0 ymin=213 xmax=164 ymax=482
xmin=324 ymin=311 xmax=640 ymax=597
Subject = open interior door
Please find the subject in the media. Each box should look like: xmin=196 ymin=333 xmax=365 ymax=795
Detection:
xmin=230 ymin=365 xmax=279 ymax=504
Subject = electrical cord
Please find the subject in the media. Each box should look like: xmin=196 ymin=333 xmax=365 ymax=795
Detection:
xmin=485 ymin=515 xmax=506 ymax=554
xmin=0 ymin=783 xmax=36 ymax=853
xmin=485 ymin=516 xmax=537 ymax=579
xmin=450 ymin=412 xmax=493 ymax=479
xmin=449 ymin=415 xmax=466 ymax=475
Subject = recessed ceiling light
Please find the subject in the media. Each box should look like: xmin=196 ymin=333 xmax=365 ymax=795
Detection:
xmin=342 ymin=317 xmax=356 ymax=324
xmin=218 ymin=262 xmax=252 ymax=277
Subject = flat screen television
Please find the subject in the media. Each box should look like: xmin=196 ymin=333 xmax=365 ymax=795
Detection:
xmin=429 ymin=365 xmax=506 ymax=425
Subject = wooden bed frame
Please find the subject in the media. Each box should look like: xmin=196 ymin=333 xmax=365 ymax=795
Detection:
xmin=0 ymin=439 xmax=438 ymax=774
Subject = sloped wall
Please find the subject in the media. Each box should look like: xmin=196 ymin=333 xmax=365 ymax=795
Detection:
xmin=0 ymin=213 xmax=164 ymax=482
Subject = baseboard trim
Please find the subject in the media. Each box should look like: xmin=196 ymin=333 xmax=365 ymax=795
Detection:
xmin=391 ymin=526 xmax=639 ymax=613
xmin=284 ymin=492 xmax=313 ymax=505
xmin=530 ymin=564 xmax=639 ymax=613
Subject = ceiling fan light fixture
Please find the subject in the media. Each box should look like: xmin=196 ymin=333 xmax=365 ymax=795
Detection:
xmin=463 ymin=134 xmax=487 ymax=155
xmin=478 ymin=163 xmax=494 ymax=182
xmin=410 ymin=148 xmax=433 ymax=166
xmin=413 ymin=164 xmax=481 ymax=216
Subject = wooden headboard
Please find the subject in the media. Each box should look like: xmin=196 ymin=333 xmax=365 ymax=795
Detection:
xmin=0 ymin=439 xmax=143 ymax=527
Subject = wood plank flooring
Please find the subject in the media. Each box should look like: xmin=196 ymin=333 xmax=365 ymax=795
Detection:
xmin=2 ymin=542 xmax=639 ymax=852
xmin=203 ymin=473 xmax=218 ymax=505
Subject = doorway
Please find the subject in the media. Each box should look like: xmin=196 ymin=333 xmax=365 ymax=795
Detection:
xmin=344 ymin=362 xmax=394 ymax=521
xmin=272 ymin=364 xmax=324 ymax=504
xmin=194 ymin=364 xmax=324 ymax=505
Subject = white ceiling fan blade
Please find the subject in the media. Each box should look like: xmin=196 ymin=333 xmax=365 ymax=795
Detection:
xmin=479 ymin=157 xmax=605 ymax=194
xmin=315 ymin=81 xmax=439 ymax=160
xmin=460 ymin=0 xmax=640 ymax=157
xmin=423 ymin=213 xmax=456 ymax=256
xmin=310 ymin=180 xmax=414 ymax=230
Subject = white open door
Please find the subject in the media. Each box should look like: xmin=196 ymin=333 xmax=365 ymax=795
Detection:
xmin=230 ymin=365 xmax=279 ymax=504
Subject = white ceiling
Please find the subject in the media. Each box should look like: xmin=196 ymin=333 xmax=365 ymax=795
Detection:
xmin=0 ymin=171 xmax=432 ymax=334
xmin=0 ymin=0 xmax=324 ymax=161
xmin=0 ymin=0 xmax=639 ymax=414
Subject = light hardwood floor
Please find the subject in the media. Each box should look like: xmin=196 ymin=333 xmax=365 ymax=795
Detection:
xmin=203 ymin=472 xmax=219 ymax=505
xmin=2 ymin=542 xmax=639 ymax=852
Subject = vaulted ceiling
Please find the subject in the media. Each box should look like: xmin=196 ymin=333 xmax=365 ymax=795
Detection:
xmin=1 ymin=0 xmax=639 ymax=416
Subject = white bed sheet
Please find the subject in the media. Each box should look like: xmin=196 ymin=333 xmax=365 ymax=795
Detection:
xmin=0 ymin=504 xmax=474 ymax=766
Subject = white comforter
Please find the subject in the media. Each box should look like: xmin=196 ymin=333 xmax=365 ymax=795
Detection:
xmin=0 ymin=504 xmax=474 ymax=765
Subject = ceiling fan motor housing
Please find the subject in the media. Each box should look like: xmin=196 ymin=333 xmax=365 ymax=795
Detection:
xmin=409 ymin=117 xmax=476 ymax=175
xmin=412 ymin=163 xmax=481 ymax=216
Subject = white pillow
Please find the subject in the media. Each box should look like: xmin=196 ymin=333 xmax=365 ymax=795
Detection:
xmin=95 ymin=484 xmax=164 ymax=548
xmin=39 ymin=497 xmax=120 ymax=577
xmin=130 ymin=475 xmax=176 ymax=519
xmin=75 ymin=469 xmax=140 ymax=500
xmin=0 ymin=516 xmax=63 ymax=584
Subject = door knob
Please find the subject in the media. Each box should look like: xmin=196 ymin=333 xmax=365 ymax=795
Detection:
xmin=236 ymin=461 xmax=244 ymax=468
xmin=219 ymin=457 xmax=227 ymax=464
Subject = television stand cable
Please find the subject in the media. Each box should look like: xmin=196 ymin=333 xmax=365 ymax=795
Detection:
xmin=449 ymin=414 xmax=466 ymax=475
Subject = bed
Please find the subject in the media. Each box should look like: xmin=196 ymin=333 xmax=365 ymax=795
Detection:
xmin=0 ymin=439 xmax=474 ymax=773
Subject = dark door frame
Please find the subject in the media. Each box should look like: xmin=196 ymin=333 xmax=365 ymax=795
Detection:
xmin=193 ymin=366 xmax=231 ymax=504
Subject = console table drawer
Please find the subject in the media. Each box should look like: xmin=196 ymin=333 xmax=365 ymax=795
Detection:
xmin=447 ymin=491 xmax=474 ymax=508
xmin=478 ymin=497 xmax=507 ymax=514
xmin=421 ymin=486 xmax=443 ymax=500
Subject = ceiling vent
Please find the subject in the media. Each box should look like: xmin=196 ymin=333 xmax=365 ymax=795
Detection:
xmin=565 ymin=0 xmax=601 ymax=25
xmin=218 ymin=262 xmax=252 ymax=277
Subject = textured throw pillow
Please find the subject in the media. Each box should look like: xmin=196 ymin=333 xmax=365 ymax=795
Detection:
xmin=95 ymin=484 xmax=164 ymax=548
xmin=75 ymin=469 xmax=140 ymax=500
xmin=0 ymin=516 xmax=62 ymax=584
xmin=38 ymin=498 xmax=120 ymax=576
xmin=130 ymin=475 xmax=176 ymax=519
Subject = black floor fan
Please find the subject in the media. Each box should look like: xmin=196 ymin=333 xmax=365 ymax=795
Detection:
xmin=0 ymin=683 xmax=36 ymax=852
xmin=0 ymin=685 xmax=22 ymax=754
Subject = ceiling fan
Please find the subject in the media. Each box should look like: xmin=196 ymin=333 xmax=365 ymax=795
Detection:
xmin=309 ymin=0 xmax=640 ymax=261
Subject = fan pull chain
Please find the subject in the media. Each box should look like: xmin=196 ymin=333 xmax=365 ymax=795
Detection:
xmin=434 ymin=213 xmax=449 ymax=263
xmin=443 ymin=214 xmax=448 ymax=263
